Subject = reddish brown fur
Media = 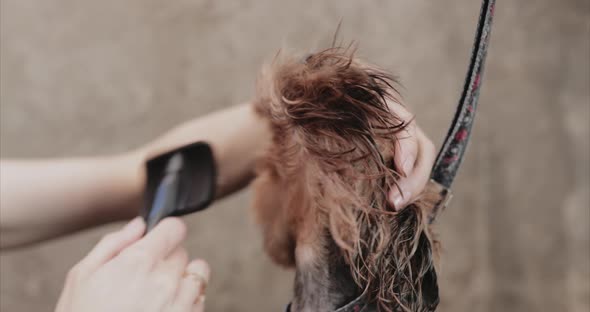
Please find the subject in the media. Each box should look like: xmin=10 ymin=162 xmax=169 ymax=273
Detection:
xmin=251 ymin=47 xmax=439 ymax=312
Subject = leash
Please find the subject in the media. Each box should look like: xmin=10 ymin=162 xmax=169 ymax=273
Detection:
xmin=427 ymin=0 xmax=496 ymax=224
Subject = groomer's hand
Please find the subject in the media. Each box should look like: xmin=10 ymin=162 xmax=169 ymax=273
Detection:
xmin=387 ymin=100 xmax=436 ymax=210
xmin=55 ymin=217 xmax=210 ymax=312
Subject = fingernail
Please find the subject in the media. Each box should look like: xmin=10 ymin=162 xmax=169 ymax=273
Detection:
xmin=190 ymin=260 xmax=210 ymax=281
xmin=393 ymin=195 xmax=404 ymax=211
xmin=195 ymin=295 xmax=206 ymax=304
xmin=188 ymin=259 xmax=210 ymax=296
xmin=390 ymin=188 xmax=411 ymax=211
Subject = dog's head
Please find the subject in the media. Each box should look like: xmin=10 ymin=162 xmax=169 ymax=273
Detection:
xmin=251 ymin=47 xmax=439 ymax=312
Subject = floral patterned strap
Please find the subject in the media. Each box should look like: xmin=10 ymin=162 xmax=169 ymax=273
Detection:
xmin=429 ymin=0 xmax=496 ymax=224
xmin=431 ymin=0 xmax=495 ymax=188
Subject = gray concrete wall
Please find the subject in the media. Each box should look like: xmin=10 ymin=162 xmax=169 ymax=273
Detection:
xmin=1 ymin=1 xmax=588 ymax=311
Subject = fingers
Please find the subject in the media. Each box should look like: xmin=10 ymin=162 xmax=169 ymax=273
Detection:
xmin=77 ymin=217 xmax=145 ymax=273
xmin=127 ymin=217 xmax=187 ymax=261
xmin=385 ymin=99 xmax=436 ymax=210
xmin=146 ymin=247 xmax=190 ymax=310
xmin=173 ymin=259 xmax=210 ymax=312
xmin=412 ymin=127 xmax=437 ymax=193
xmin=388 ymin=98 xmax=418 ymax=180
xmin=393 ymin=123 xmax=418 ymax=178
xmin=389 ymin=126 xmax=436 ymax=209
xmin=391 ymin=128 xmax=417 ymax=209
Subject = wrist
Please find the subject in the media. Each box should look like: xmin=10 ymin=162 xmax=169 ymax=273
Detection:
xmin=106 ymin=151 xmax=147 ymax=220
xmin=214 ymin=104 xmax=271 ymax=198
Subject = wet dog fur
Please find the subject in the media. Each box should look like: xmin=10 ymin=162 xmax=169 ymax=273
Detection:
xmin=251 ymin=47 xmax=440 ymax=312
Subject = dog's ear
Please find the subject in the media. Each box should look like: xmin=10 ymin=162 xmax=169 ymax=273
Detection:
xmin=251 ymin=167 xmax=297 ymax=267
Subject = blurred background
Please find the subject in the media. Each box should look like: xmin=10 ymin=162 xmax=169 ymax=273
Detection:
xmin=1 ymin=0 xmax=588 ymax=311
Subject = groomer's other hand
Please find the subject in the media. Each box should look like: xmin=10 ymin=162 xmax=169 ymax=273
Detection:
xmin=387 ymin=100 xmax=436 ymax=210
xmin=56 ymin=217 xmax=210 ymax=312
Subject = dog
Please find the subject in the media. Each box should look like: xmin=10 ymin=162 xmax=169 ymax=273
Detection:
xmin=251 ymin=47 xmax=440 ymax=312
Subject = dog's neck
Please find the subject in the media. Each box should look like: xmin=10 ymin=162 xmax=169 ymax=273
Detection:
xmin=290 ymin=238 xmax=361 ymax=312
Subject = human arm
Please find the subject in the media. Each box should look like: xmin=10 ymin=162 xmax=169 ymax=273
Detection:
xmin=0 ymin=103 xmax=270 ymax=249
xmin=0 ymin=99 xmax=432 ymax=249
